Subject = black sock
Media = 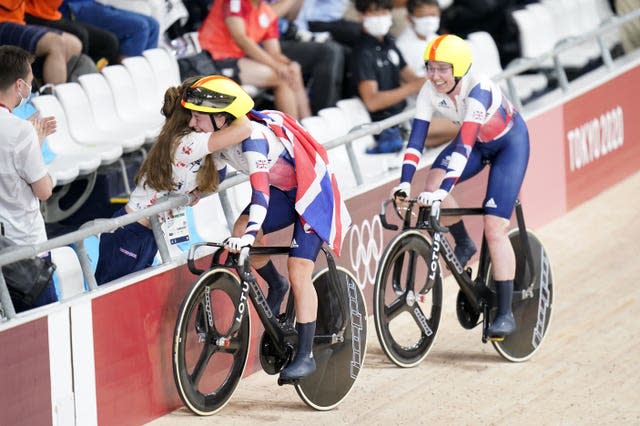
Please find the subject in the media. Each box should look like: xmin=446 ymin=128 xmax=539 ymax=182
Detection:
xmin=449 ymin=220 xmax=472 ymax=245
xmin=256 ymin=261 xmax=289 ymax=312
xmin=494 ymin=280 xmax=514 ymax=316
xmin=296 ymin=321 xmax=316 ymax=357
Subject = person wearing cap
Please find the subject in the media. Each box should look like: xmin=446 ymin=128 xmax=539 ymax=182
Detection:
xmin=94 ymin=77 xmax=252 ymax=285
xmin=391 ymin=34 xmax=531 ymax=338
xmin=180 ymin=75 xmax=350 ymax=381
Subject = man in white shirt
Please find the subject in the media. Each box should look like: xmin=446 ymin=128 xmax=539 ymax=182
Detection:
xmin=0 ymin=45 xmax=57 ymax=311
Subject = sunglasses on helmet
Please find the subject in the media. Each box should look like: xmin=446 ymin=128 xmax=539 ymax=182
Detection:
xmin=182 ymin=86 xmax=236 ymax=109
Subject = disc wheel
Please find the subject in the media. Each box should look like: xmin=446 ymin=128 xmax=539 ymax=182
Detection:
xmin=294 ymin=267 xmax=368 ymax=410
xmin=487 ymin=229 xmax=553 ymax=362
xmin=373 ymin=230 xmax=443 ymax=368
xmin=172 ymin=268 xmax=251 ymax=415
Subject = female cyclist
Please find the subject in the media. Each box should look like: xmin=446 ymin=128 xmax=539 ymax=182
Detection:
xmin=181 ymin=75 xmax=351 ymax=380
xmin=94 ymin=77 xmax=252 ymax=285
xmin=391 ymin=34 xmax=530 ymax=338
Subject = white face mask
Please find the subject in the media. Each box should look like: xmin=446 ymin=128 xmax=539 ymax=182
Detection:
xmin=363 ymin=15 xmax=393 ymax=38
xmin=413 ymin=16 xmax=440 ymax=38
xmin=17 ymin=79 xmax=32 ymax=109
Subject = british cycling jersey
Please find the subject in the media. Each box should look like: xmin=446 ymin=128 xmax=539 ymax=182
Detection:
xmin=213 ymin=110 xmax=351 ymax=255
xmin=399 ymin=73 xmax=530 ymax=219
xmin=401 ymin=74 xmax=516 ymax=192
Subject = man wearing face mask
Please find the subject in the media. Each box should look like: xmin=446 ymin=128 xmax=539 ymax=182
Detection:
xmin=0 ymin=45 xmax=58 ymax=312
xmin=396 ymin=0 xmax=441 ymax=78
xmin=351 ymin=0 xmax=426 ymax=154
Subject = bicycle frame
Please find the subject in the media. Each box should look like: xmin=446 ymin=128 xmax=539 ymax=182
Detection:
xmin=380 ymin=199 xmax=537 ymax=315
xmin=187 ymin=243 xmax=351 ymax=357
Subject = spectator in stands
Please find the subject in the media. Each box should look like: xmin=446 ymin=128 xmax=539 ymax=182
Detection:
xmin=0 ymin=2 xmax=82 ymax=85
xmin=439 ymin=0 xmax=521 ymax=68
xmin=0 ymin=46 xmax=58 ymax=311
xmin=396 ymin=0 xmax=441 ymax=77
xmin=197 ymin=0 xmax=311 ymax=119
xmin=24 ymin=0 xmax=119 ymax=67
xmin=268 ymin=0 xmax=346 ymax=114
xmin=296 ymin=0 xmax=363 ymax=46
xmin=94 ymin=77 xmax=252 ymax=285
xmin=615 ymin=0 xmax=640 ymax=54
xmin=351 ymin=0 xmax=426 ymax=153
xmin=60 ymin=0 xmax=160 ymax=61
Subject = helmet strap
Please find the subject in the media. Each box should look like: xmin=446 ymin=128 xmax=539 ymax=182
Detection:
xmin=446 ymin=77 xmax=461 ymax=95
xmin=210 ymin=113 xmax=227 ymax=131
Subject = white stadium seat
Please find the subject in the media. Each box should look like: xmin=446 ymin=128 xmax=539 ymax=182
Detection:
xmin=51 ymin=246 xmax=85 ymax=299
xmin=53 ymin=82 xmax=145 ymax=154
xmin=101 ymin=65 xmax=164 ymax=137
xmin=31 ymin=95 xmax=121 ymax=168
xmin=78 ymin=72 xmax=157 ymax=145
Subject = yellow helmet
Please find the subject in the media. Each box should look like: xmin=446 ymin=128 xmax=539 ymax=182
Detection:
xmin=423 ymin=34 xmax=472 ymax=78
xmin=181 ymin=75 xmax=254 ymax=118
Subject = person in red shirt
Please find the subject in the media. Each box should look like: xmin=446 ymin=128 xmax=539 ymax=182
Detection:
xmin=198 ymin=0 xmax=311 ymax=119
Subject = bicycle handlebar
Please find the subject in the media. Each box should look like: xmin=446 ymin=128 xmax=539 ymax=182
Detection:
xmin=379 ymin=198 xmax=450 ymax=233
xmin=187 ymin=241 xmax=292 ymax=276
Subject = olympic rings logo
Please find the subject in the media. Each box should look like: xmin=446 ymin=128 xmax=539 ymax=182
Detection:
xmin=348 ymin=215 xmax=385 ymax=289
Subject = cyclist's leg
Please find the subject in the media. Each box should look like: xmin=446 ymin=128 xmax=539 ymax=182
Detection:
xmin=483 ymin=113 xmax=530 ymax=337
xmin=280 ymin=223 xmax=323 ymax=380
xmin=235 ymin=188 xmax=295 ymax=313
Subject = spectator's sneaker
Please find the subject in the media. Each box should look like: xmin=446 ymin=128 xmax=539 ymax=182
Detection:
xmin=366 ymin=139 xmax=404 ymax=154
xmin=454 ymin=239 xmax=477 ymax=266
xmin=280 ymin=354 xmax=316 ymax=380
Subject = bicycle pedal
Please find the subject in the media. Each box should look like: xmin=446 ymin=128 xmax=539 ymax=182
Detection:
xmin=277 ymin=377 xmax=299 ymax=386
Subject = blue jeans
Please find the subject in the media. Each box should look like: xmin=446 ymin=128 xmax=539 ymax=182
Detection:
xmin=367 ymin=126 xmax=404 ymax=154
xmin=63 ymin=2 xmax=159 ymax=56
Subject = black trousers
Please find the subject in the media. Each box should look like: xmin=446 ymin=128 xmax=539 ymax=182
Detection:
xmin=281 ymin=39 xmax=345 ymax=114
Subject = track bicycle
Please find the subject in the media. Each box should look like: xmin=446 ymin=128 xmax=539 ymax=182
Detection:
xmin=172 ymin=242 xmax=367 ymax=415
xmin=373 ymin=198 xmax=553 ymax=367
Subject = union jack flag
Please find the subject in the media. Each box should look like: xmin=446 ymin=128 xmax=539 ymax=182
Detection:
xmin=248 ymin=110 xmax=352 ymax=256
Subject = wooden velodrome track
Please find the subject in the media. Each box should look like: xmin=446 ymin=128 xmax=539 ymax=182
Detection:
xmin=149 ymin=171 xmax=640 ymax=425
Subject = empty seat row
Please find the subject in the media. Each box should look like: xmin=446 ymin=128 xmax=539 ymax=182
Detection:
xmin=31 ymin=47 xmax=181 ymax=189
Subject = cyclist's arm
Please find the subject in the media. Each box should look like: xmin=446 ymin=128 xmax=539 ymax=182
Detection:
xmin=207 ymin=116 xmax=252 ymax=153
xmin=241 ymin=137 xmax=271 ymax=241
xmin=400 ymin=84 xmax=435 ymax=184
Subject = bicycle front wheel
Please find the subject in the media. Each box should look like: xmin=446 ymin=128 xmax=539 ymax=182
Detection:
xmin=295 ymin=267 xmax=368 ymax=410
xmin=488 ymin=229 xmax=553 ymax=362
xmin=373 ymin=230 xmax=443 ymax=368
xmin=172 ymin=268 xmax=251 ymax=415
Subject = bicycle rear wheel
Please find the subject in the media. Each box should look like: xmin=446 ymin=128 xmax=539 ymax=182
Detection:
xmin=295 ymin=267 xmax=367 ymax=410
xmin=172 ymin=268 xmax=251 ymax=415
xmin=373 ymin=230 xmax=443 ymax=368
xmin=488 ymin=229 xmax=553 ymax=362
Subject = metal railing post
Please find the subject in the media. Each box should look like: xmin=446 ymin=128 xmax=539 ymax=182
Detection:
xmin=0 ymin=273 xmax=16 ymax=320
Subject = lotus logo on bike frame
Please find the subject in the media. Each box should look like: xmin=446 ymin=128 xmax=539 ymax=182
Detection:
xmin=235 ymin=280 xmax=250 ymax=323
xmin=428 ymin=233 xmax=441 ymax=281
xmin=532 ymin=249 xmax=551 ymax=348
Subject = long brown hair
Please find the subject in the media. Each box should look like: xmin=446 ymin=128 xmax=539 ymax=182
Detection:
xmin=135 ymin=77 xmax=220 ymax=193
